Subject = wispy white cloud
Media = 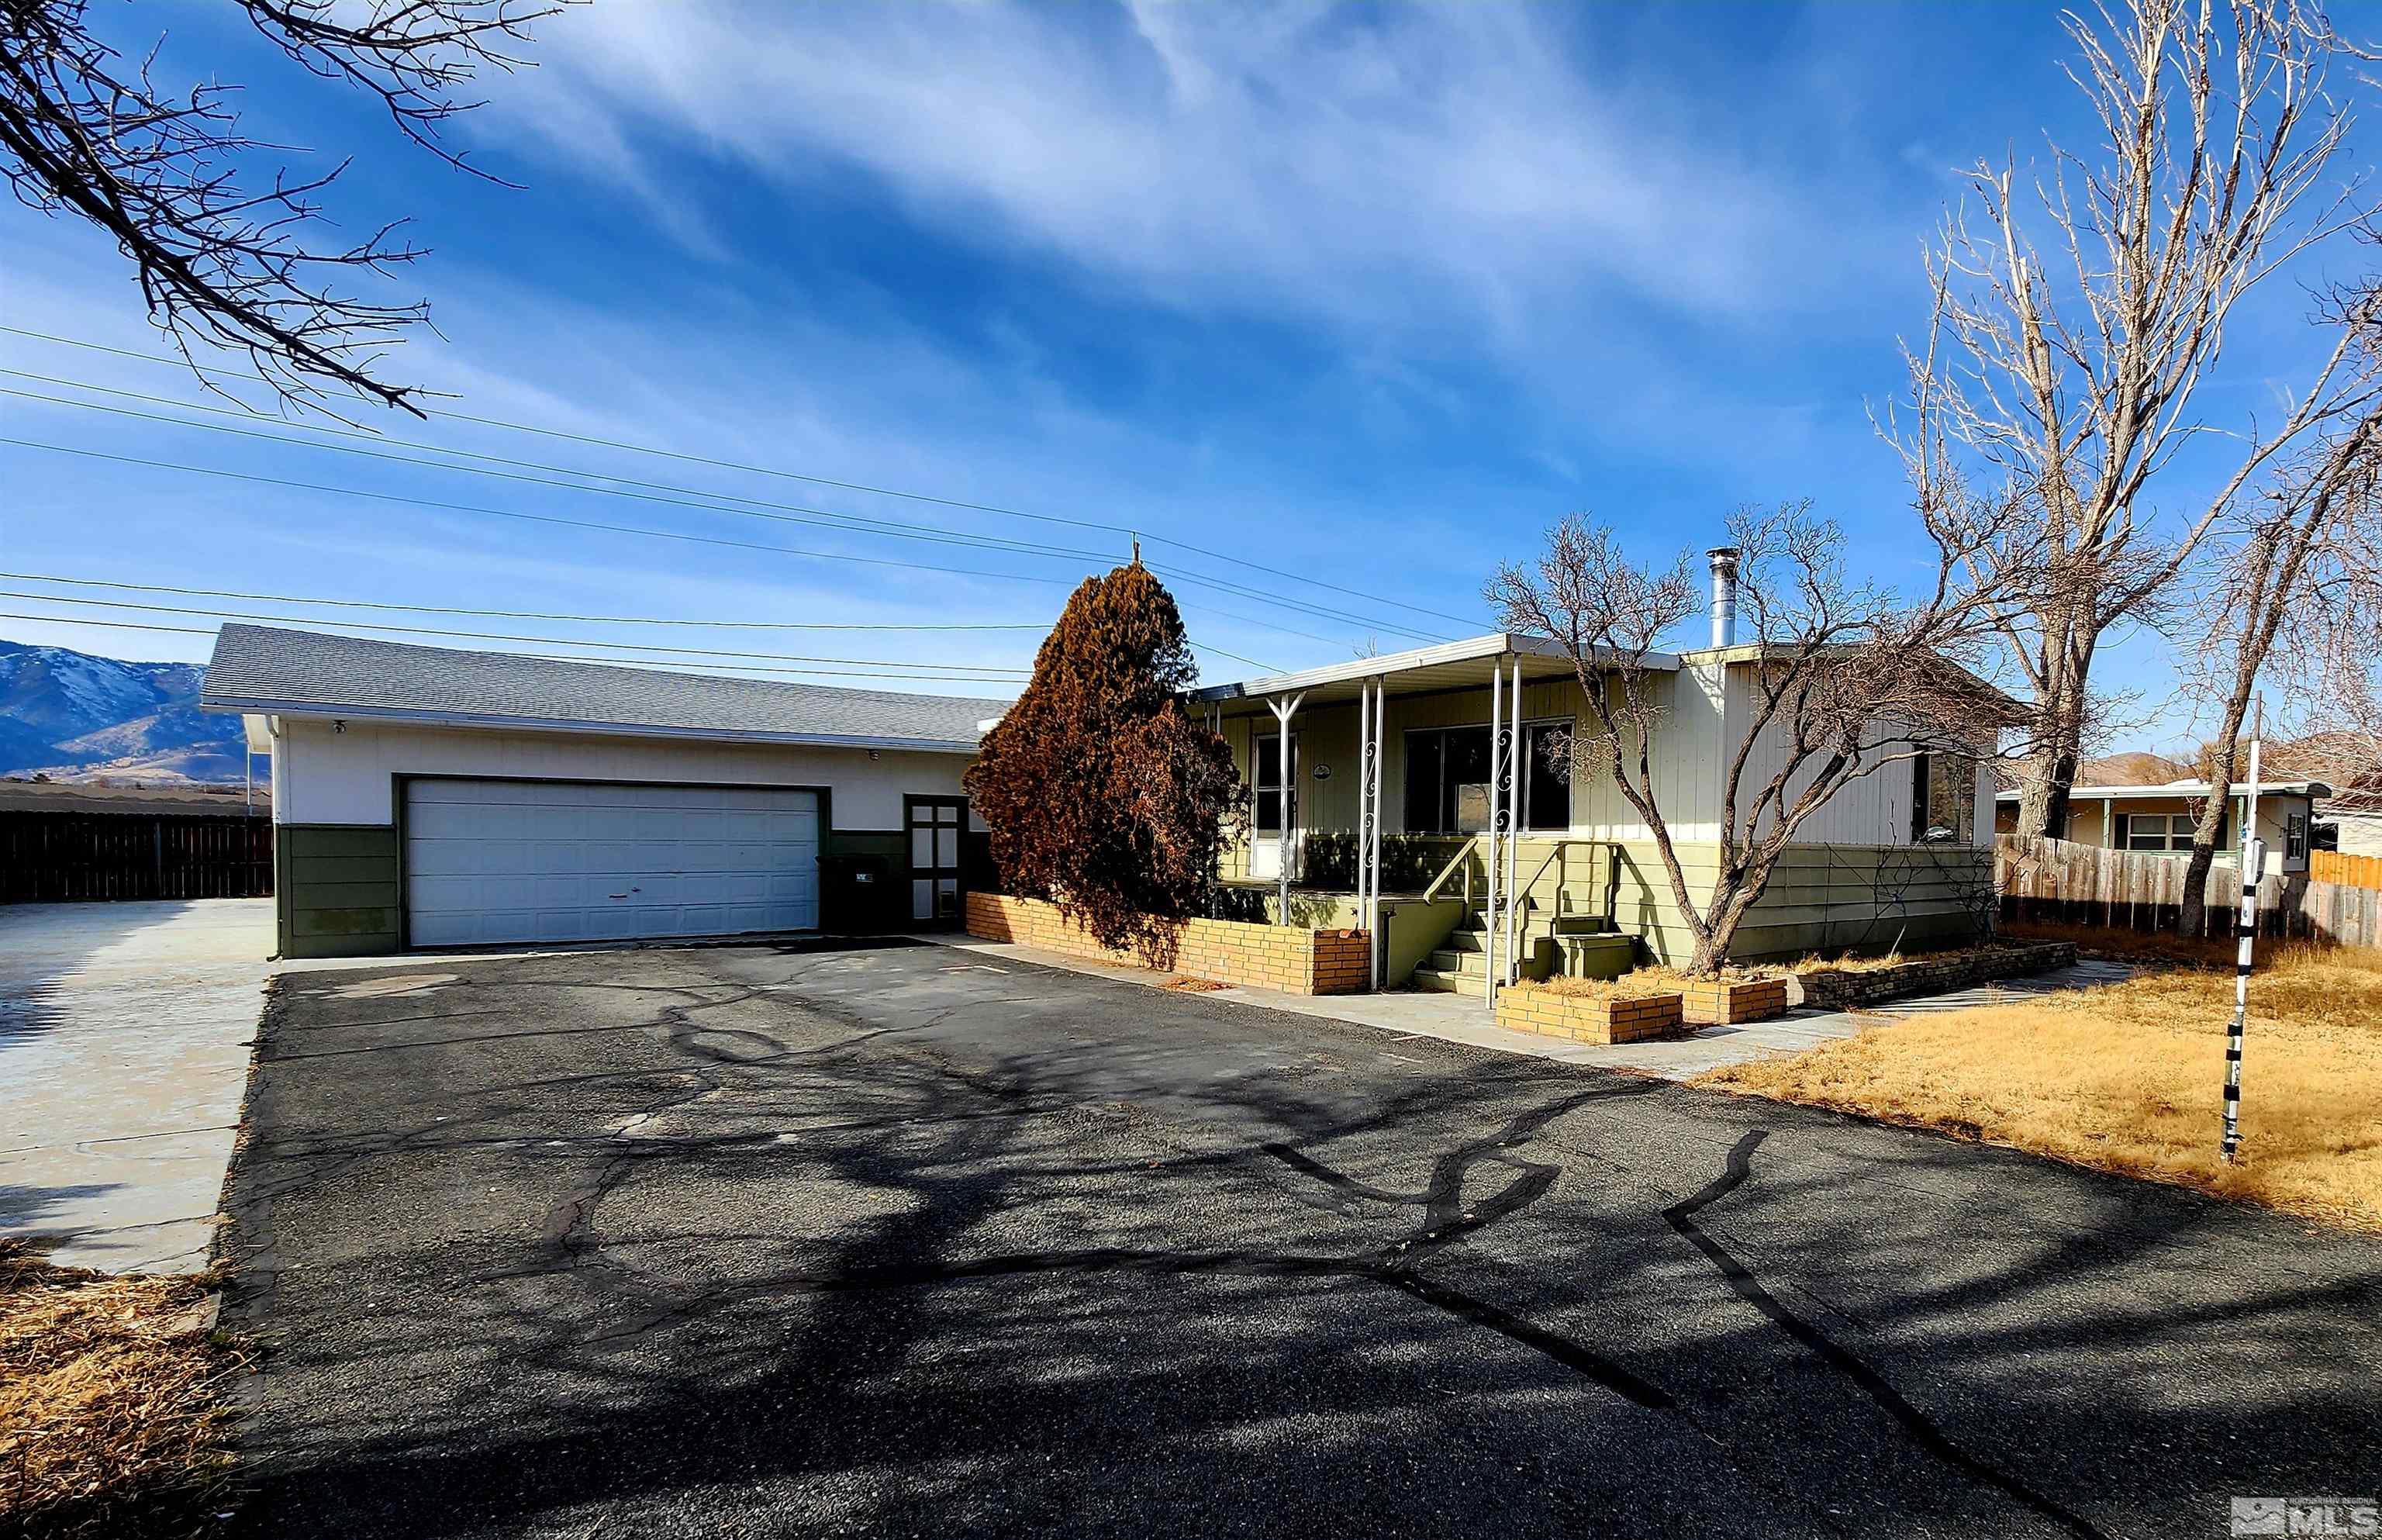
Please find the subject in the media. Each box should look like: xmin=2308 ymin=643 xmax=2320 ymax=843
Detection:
xmin=492 ymin=0 xmax=1885 ymax=342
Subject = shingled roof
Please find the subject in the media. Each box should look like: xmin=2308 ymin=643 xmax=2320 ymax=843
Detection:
xmin=199 ymin=625 xmax=1010 ymax=754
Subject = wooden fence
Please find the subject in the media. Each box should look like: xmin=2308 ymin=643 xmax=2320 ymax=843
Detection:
xmin=1997 ymin=834 xmax=2381 ymax=949
xmin=2311 ymin=849 xmax=2382 ymax=890
xmin=0 ymin=810 xmax=274 ymax=903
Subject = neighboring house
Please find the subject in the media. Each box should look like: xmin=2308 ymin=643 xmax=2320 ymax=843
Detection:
xmin=1189 ymin=630 xmax=2000 ymax=986
xmin=2317 ymin=796 xmax=2382 ymax=858
xmin=1991 ymin=780 xmax=2330 ymax=874
xmin=199 ymin=625 xmax=1006 ymax=958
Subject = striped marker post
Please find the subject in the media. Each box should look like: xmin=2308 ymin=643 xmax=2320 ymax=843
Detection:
xmin=2221 ymin=837 xmax=2263 ymax=1164
xmin=2223 ymin=730 xmax=2263 ymax=1166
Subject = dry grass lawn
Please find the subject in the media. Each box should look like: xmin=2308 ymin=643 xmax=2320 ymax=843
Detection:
xmin=1697 ymin=942 xmax=2382 ymax=1231
xmin=0 ymin=1243 xmax=247 ymax=1538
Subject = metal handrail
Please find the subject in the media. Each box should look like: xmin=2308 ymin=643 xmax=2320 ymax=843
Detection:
xmin=1419 ymin=834 xmax=1489 ymax=908
xmin=1513 ymin=839 xmax=1622 ymax=929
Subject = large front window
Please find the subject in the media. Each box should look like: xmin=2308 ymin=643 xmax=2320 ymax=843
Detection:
xmin=1403 ymin=722 xmax=1570 ymax=834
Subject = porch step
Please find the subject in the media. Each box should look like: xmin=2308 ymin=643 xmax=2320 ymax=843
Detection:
xmin=1410 ymin=965 xmax=1478 ymax=993
xmin=1426 ymin=947 xmax=1488 ymax=979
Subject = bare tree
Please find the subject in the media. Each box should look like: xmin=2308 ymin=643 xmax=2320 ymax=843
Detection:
xmin=2176 ymin=381 xmax=2382 ymax=932
xmin=1486 ymin=505 xmax=2010 ymax=976
xmin=0 ymin=0 xmax=564 ymax=416
xmin=1891 ymin=0 xmax=2371 ymax=841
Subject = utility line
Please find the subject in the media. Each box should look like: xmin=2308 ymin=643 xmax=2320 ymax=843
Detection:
xmin=1 ymin=370 xmax=1455 ymax=647
xmin=0 ymin=612 xmax=1022 ymax=689
xmin=0 ymin=589 xmax=1031 ymax=673
xmin=0 ymin=326 xmax=1486 ymax=631
xmin=2 ymin=395 xmax=1435 ymax=643
xmin=0 ymin=575 xmax=1279 ymax=673
xmin=0 ymin=569 xmax=1046 ymax=630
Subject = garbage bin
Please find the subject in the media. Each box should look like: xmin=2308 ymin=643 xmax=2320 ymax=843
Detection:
xmin=821 ymin=852 xmax=893 ymax=933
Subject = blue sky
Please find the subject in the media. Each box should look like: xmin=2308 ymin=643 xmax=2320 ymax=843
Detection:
xmin=0 ymin=1 xmax=2357 ymax=748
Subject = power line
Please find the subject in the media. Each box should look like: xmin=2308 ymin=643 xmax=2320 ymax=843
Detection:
xmin=0 ymin=569 xmax=1046 ymax=630
xmin=0 ymin=572 xmax=1280 ymax=672
xmin=2 ymin=390 xmax=1436 ymax=643
xmin=3 ymin=430 xmax=1393 ymax=646
xmin=0 ymin=326 xmax=1487 ymax=632
xmin=0 ymin=611 xmax=1021 ymax=689
xmin=0 ymin=589 xmax=1031 ymax=674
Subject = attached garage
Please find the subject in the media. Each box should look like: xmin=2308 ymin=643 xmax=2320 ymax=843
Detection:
xmin=200 ymin=624 xmax=1003 ymax=958
xmin=403 ymin=779 xmax=822 ymax=948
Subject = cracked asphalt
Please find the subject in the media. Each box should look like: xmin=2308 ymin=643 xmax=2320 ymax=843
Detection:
xmin=221 ymin=938 xmax=2382 ymax=1539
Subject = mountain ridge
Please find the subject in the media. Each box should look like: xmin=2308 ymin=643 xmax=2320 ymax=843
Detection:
xmin=0 ymin=638 xmax=247 ymax=783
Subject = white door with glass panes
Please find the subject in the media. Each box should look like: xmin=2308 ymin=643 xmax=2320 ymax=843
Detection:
xmin=909 ymin=796 xmax=966 ymax=925
xmin=1251 ymin=732 xmax=1300 ymax=881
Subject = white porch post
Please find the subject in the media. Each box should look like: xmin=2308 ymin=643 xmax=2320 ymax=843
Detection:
xmin=1502 ymin=656 xmax=1522 ymax=986
xmin=1268 ymin=692 xmax=1304 ymax=925
xmin=1361 ymin=678 xmax=1384 ymax=988
xmin=1485 ymin=661 xmax=1503 ymax=1007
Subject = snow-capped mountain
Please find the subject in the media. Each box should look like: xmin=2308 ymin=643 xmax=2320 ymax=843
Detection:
xmin=0 ymin=640 xmax=244 ymax=780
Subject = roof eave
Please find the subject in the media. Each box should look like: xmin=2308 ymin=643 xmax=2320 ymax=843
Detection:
xmin=199 ymin=695 xmax=982 ymax=756
xmin=1188 ymin=632 xmax=1678 ymax=703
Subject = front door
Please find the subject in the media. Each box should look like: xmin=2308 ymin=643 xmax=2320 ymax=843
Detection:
xmin=1251 ymin=732 xmax=1300 ymax=882
xmin=907 ymin=796 xmax=966 ymax=927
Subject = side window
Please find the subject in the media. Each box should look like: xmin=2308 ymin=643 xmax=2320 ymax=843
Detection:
xmin=2287 ymin=811 xmax=2309 ymax=862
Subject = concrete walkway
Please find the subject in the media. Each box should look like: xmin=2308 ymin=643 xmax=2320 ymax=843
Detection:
xmin=0 ymin=899 xmax=274 ymax=1271
xmin=923 ymin=934 xmax=2131 ymax=1079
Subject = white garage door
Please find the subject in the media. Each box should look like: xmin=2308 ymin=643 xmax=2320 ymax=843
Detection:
xmin=405 ymin=779 xmax=820 ymax=948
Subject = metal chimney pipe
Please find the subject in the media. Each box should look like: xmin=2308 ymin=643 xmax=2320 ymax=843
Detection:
xmin=1707 ymin=547 xmax=1741 ymax=648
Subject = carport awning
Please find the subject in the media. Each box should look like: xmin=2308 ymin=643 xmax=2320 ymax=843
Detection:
xmin=1188 ymin=631 xmax=1674 ymax=715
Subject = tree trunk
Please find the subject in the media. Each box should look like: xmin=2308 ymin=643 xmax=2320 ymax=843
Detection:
xmin=2011 ymin=644 xmax=2092 ymax=840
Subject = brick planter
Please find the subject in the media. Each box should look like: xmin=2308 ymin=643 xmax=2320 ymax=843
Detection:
xmin=964 ymin=893 xmax=1370 ymax=996
xmin=1679 ymin=975 xmax=1790 ymax=1026
xmin=1495 ymin=986 xmax=1686 ymax=1045
xmin=1795 ymin=941 xmax=2077 ymax=1012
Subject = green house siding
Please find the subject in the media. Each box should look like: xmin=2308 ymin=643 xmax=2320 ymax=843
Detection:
xmin=273 ymin=819 xmax=968 ymax=956
xmin=1609 ymin=841 xmax=1992 ymax=965
xmin=277 ymin=824 xmax=402 ymax=958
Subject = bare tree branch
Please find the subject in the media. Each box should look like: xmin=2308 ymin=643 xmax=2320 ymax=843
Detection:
xmin=0 ymin=0 xmax=565 ymax=417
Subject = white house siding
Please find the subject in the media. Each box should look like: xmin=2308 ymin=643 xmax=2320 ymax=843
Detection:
xmin=267 ymin=716 xmax=982 ymax=957
xmin=271 ymin=717 xmax=974 ymax=827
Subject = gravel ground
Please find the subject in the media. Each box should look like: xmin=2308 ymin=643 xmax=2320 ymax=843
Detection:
xmin=218 ymin=937 xmax=2382 ymax=1539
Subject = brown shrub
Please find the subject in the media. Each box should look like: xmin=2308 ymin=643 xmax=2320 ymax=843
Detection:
xmin=965 ymin=563 xmax=1248 ymax=958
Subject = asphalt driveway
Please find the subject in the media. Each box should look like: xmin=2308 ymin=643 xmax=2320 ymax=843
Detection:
xmin=223 ymin=938 xmax=2382 ymax=1539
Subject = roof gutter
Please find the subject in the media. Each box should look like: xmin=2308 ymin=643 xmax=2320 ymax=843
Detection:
xmin=197 ymin=695 xmax=982 ymax=756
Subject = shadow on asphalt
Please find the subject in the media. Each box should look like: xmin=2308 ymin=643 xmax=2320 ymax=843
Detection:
xmin=218 ymin=942 xmax=2382 ymax=1540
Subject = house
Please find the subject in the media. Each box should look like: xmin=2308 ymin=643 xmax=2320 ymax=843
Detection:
xmin=199 ymin=624 xmax=1006 ymax=958
xmin=1189 ymin=623 xmax=2000 ymax=990
xmin=1991 ymin=779 xmax=2329 ymax=873
xmin=2320 ymin=792 xmax=2382 ymax=858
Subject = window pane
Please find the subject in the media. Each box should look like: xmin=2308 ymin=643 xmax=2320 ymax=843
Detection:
xmin=1524 ymin=723 xmax=1570 ymax=831
xmin=1255 ymin=734 xmax=1295 ymax=834
xmin=1444 ymin=728 xmax=1491 ymax=834
xmin=1403 ymin=731 xmax=1441 ymax=834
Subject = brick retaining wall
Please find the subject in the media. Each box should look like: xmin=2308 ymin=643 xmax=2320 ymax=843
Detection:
xmin=1795 ymin=941 xmax=2076 ymax=1012
xmin=965 ymin=893 xmax=1371 ymax=996
xmin=1495 ymin=987 xmax=1686 ymax=1045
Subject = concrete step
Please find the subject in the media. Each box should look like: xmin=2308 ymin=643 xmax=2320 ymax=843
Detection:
xmin=1442 ymin=929 xmax=1490 ymax=952
xmin=1410 ymin=966 xmax=1477 ymax=993
xmin=1427 ymin=948 xmax=1487 ymax=977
